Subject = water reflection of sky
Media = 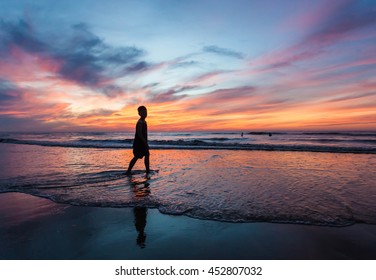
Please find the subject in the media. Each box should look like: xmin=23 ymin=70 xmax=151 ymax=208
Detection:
xmin=1 ymin=144 xmax=376 ymax=226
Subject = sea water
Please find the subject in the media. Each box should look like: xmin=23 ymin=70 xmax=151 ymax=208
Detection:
xmin=0 ymin=131 xmax=375 ymax=226
xmin=1 ymin=131 xmax=375 ymax=153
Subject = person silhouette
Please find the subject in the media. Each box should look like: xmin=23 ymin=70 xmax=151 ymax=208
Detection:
xmin=126 ymin=106 xmax=150 ymax=175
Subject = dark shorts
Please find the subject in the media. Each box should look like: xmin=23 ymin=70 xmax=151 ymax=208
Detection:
xmin=133 ymin=144 xmax=150 ymax=159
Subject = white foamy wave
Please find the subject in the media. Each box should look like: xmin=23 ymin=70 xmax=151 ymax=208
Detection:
xmin=1 ymin=161 xmax=375 ymax=227
xmin=1 ymin=137 xmax=375 ymax=154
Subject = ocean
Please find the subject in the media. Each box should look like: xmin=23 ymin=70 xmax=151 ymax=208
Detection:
xmin=0 ymin=131 xmax=375 ymax=226
xmin=1 ymin=131 xmax=376 ymax=153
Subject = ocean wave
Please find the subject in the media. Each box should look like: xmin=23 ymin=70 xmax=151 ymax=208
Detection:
xmin=247 ymin=131 xmax=376 ymax=137
xmin=301 ymin=132 xmax=376 ymax=137
xmin=295 ymin=138 xmax=376 ymax=144
xmin=1 ymin=137 xmax=375 ymax=154
xmin=77 ymin=138 xmax=134 ymax=144
xmin=0 ymin=189 xmax=364 ymax=227
xmin=247 ymin=132 xmax=284 ymax=135
xmin=0 ymin=138 xmax=133 ymax=148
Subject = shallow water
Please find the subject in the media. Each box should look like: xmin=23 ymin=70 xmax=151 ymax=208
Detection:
xmin=0 ymin=143 xmax=375 ymax=226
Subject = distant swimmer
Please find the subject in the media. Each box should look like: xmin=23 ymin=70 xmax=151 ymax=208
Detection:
xmin=126 ymin=106 xmax=150 ymax=175
xmin=241 ymin=132 xmax=244 ymax=137
xmin=269 ymin=133 xmax=272 ymax=137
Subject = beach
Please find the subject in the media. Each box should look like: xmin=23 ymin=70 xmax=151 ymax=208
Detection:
xmin=1 ymin=0 xmax=376 ymax=268
xmin=1 ymin=192 xmax=376 ymax=260
xmin=1 ymin=133 xmax=376 ymax=259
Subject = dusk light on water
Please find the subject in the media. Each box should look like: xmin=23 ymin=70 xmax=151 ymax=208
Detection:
xmin=0 ymin=0 xmax=376 ymax=266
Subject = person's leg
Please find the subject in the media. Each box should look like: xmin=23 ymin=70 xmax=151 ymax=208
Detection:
xmin=144 ymin=155 xmax=150 ymax=173
xmin=126 ymin=157 xmax=138 ymax=174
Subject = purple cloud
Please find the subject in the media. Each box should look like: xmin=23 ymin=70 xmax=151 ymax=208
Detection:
xmin=206 ymin=86 xmax=256 ymax=101
xmin=256 ymin=0 xmax=376 ymax=71
xmin=148 ymin=85 xmax=200 ymax=103
xmin=307 ymin=0 xmax=376 ymax=45
xmin=0 ymin=79 xmax=23 ymax=109
xmin=0 ymin=19 xmax=150 ymax=97
xmin=0 ymin=19 xmax=48 ymax=54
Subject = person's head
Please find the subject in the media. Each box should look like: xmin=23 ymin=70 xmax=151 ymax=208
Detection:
xmin=138 ymin=106 xmax=147 ymax=118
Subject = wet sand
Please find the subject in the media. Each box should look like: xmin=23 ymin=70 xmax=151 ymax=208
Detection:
xmin=1 ymin=192 xmax=376 ymax=260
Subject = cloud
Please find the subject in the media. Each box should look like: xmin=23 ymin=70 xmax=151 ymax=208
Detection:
xmin=203 ymin=45 xmax=245 ymax=59
xmin=148 ymin=85 xmax=199 ymax=103
xmin=142 ymin=83 xmax=160 ymax=89
xmin=169 ymin=60 xmax=200 ymax=68
xmin=205 ymin=86 xmax=256 ymax=101
xmin=100 ymin=85 xmax=125 ymax=98
xmin=306 ymin=0 xmax=376 ymax=45
xmin=54 ymin=23 xmax=149 ymax=92
xmin=0 ymin=19 xmax=48 ymax=54
xmin=189 ymin=70 xmax=231 ymax=85
xmin=183 ymin=85 xmax=257 ymax=113
xmin=0 ymin=78 xmax=23 ymax=111
xmin=252 ymin=1 xmax=376 ymax=71
xmin=0 ymin=78 xmax=74 ymax=131
xmin=327 ymin=91 xmax=376 ymax=103
xmin=0 ymin=19 xmax=150 ymax=96
xmin=0 ymin=115 xmax=60 ymax=132
xmin=75 ymin=108 xmax=115 ymax=118
xmin=258 ymin=49 xmax=325 ymax=71
xmin=149 ymin=90 xmax=187 ymax=103
xmin=0 ymin=103 xmax=74 ymax=131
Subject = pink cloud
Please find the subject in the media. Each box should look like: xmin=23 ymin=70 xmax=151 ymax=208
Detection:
xmin=249 ymin=0 xmax=376 ymax=73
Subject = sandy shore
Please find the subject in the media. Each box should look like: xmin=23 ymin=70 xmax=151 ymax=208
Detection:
xmin=1 ymin=192 xmax=376 ymax=260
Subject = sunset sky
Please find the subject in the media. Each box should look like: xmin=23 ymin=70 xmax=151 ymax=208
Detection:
xmin=0 ymin=0 xmax=375 ymax=132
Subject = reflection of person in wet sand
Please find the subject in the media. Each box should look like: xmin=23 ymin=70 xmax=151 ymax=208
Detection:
xmin=133 ymin=207 xmax=147 ymax=248
xmin=126 ymin=106 xmax=150 ymax=175
xmin=129 ymin=174 xmax=150 ymax=248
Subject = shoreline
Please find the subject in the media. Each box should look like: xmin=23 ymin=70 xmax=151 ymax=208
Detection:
xmin=1 ymin=192 xmax=376 ymax=260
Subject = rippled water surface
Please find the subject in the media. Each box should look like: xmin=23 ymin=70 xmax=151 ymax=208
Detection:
xmin=0 ymin=143 xmax=375 ymax=226
xmin=1 ymin=131 xmax=375 ymax=153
